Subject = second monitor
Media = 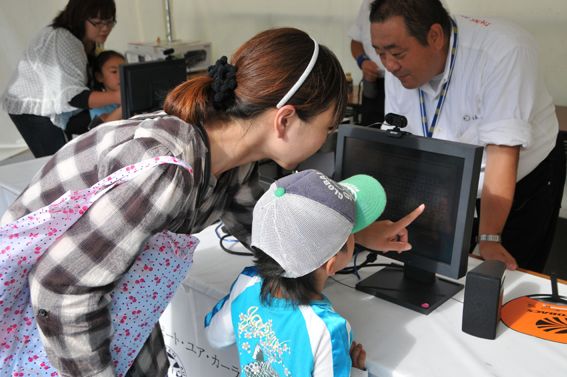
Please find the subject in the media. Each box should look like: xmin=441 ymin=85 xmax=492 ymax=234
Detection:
xmin=120 ymin=59 xmax=187 ymax=119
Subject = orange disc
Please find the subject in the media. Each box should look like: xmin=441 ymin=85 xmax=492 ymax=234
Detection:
xmin=501 ymin=295 xmax=567 ymax=344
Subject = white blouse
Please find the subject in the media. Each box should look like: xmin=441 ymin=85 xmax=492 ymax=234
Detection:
xmin=2 ymin=26 xmax=88 ymax=128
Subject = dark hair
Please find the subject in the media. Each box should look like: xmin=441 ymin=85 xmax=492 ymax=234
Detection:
xmin=369 ymin=0 xmax=451 ymax=46
xmin=251 ymin=247 xmax=320 ymax=306
xmin=51 ymin=0 xmax=116 ymax=47
xmin=163 ymin=27 xmax=348 ymax=128
xmin=251 ymin=243 xmax=348 ymax=306
xmin=92 ymin=50 xmax=125 ymax=91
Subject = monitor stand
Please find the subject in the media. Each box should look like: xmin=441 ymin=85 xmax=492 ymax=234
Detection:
xmin=355 ymin=264 xmax=463 ymax=315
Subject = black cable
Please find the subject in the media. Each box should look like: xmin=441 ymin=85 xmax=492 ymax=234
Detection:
xmin=214 ymin=223 xmax=253 ymax=256
xmin=338 ymin=252 xmax=370 ymax=277
xmin=337 ymin=262 xmax=403 ymax=275
xmin=219 ymin=234 xmax=253 ymax=256
xmin=350 ymin=245 xmax=363 ymax=279
xmin=354 ymin=79 xmax=363 ymax=124
xmin=337 ymin=245 xmax=404 ymax=277
xmin=337 ymin=250 xmax=377 ymax=275
xmin=357 ymin=79 xmax=363 ymax=106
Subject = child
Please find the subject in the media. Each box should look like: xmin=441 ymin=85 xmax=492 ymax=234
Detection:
xmin=205 ymin=169 xmax=387 ymax=377
xmin=88 ymin=50 xmax=125 ymax=128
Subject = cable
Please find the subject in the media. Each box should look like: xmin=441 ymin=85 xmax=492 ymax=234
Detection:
xmin=220 ymin=234 xmax=253 ymax=256
xmin=357 ymin=79 xmax=363 ymax=107
xmin=337 ymin=245 xmax=404 ymax=277
xmin=215 ymin=222 xmax=253 ymax=256
xmin=214 ymin=222 xmax=238 ymax=243
xmin=337 ymin=262 xmax=403 ymax=275
xmin=336 ymin=250 xmax=376 ymax=275
xmin=351 ymin=246 xmax=362 ymax=279
xmin=450 ymin=296 xmax=464 ymax=304
xmin=353 ymin=79 xmax=363 ymax=124
xmin=351 ymin=246 xmax=376 ymax=278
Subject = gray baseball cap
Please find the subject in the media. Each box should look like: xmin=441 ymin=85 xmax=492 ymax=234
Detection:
xmin=251 ymin=169 xmax=386 ymax=277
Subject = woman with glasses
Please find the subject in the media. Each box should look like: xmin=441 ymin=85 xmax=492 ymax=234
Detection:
xmin=1 ymin=0 xmax=119 ymax=157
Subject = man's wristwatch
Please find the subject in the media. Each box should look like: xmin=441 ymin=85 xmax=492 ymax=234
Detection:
xmin=478 ymin=234 xmax=501 ymax=243
xmin=356 ymin=53 xmax=370 ymax=69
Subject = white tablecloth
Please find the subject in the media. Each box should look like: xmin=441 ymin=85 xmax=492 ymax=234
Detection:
xmin=0 ymin=156 xmax=50 ymax=217
xmin=160 ymin=225 xmax=567 ymax=377
xmin=2 ymin=157 xmax=565 ymax=376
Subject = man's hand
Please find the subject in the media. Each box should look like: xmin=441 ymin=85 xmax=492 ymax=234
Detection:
xmin=361 ymin=60 xmax=380 ymax=82
xmin=479 ymin=241 xmax=518 ymax=270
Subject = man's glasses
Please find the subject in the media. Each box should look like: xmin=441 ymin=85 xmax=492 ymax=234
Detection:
xmin=87 ymin=19 xmax=117 ymax=28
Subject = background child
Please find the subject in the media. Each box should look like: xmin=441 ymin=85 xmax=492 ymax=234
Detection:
xmin=88 ymin=50 xmax=125 ymax=128
xmin=205 ymin=169 xmax=387 ymax=377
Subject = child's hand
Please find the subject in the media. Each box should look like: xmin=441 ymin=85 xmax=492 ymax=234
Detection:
xmin=354 ymin=204 xmax=425 ymax=253
xmin=350 ymin=341 xmax=366 ymax=370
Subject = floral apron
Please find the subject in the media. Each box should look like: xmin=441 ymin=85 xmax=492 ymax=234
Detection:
xmin=0 ymin=156 xmax=199 ymax=377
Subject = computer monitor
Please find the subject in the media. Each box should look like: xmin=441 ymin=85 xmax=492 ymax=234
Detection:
xmin=120 ymin=59 xmax=187 ymax=119
xmin=335 ymin=125 xmax=483 ymax=314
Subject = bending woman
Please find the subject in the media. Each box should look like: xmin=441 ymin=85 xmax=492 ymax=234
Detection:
xmin=2 ymin=28 xmax=422 ymax=377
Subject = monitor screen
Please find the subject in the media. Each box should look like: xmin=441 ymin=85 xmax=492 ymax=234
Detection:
xmin=335 ymin=125 xmax=482 ymax=314
xmin=120 ymin=59 xmax=187 ymax=119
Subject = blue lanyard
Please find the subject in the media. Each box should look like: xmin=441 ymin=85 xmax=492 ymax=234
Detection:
xmin=419 ymin=18 xmax=458 ymax=138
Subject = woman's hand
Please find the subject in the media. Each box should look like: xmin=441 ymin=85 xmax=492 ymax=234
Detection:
xmin=355 ymin=204 xmax=425 ymax=252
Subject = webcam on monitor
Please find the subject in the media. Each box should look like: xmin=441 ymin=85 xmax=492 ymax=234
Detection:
xmin=335 ymin=124 xmax=483 ymax=314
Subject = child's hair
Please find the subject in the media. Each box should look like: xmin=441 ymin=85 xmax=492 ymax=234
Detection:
xmin=92 ymin=50 xmax=125 ymax=91
xmin=252 ymin=243 xmax=347 ymax=306
xmin=163 ymin=27 xmax=348 ymax=127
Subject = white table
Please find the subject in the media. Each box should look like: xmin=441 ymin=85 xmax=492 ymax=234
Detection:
xmin=0 ymin=156 xmax=50 ymax=217
xmin=160 ymin=225 xmax=567 ymax=377
xmin=2 ymin=157 xmax=566 ymax=376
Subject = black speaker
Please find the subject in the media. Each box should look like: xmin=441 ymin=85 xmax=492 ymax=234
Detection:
xmin=462 ymin=260 xmax=506 ymax=339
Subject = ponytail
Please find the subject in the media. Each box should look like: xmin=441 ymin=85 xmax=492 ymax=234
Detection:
xmin=164 ymin=27 xmax=348 ymax=128
xmin=163 ymin=75 xmax=212 ymax=125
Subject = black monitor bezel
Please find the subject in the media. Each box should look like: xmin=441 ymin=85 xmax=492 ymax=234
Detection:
xmin=119 ymin=59 xmax=187 ymax=119
xmin=335 ymin=125 xmax=482 ymax=280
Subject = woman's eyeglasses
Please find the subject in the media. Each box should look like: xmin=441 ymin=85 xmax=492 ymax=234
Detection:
xmin=87 ymin=19 xmax=117 ymax=28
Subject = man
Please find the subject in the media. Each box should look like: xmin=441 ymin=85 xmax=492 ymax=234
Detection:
xmin=349 ymin=0 xmax=386 ymax=126
xmin=369 ymin=0 xmax=565 ymax=272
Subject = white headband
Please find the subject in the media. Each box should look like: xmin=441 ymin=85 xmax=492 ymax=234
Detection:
xmin=276 ymin=37 xmax=320 ymax=108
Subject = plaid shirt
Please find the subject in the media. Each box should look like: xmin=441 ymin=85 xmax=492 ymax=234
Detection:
xmin=1 ymin=112 xmax=263 ymax=377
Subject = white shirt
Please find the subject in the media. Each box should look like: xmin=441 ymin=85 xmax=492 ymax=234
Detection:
xmin=2 ymin=27 xmax=88 ymax=128
xmin=385 ymin=15 xmax=558 ymax=196
xmin=348 ymin=0 xmax=385 ymax=76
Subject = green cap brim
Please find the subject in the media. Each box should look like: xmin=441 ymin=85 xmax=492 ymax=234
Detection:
xmin=340 ymin=174 xmax=387 ymax=233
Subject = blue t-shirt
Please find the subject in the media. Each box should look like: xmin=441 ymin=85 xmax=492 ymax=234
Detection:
xmin=89 ymin=103 xmax=118 ymax=119
xmin=205 ymin=267 xmax=362 ymax=377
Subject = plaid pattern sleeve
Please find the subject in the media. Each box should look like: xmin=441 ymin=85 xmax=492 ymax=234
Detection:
xmin=1 ymin=114 xmax=209 ymax=377
xmin=220 ymin=163 xmax=265 ymax=248
xmin=2 ymin=112 xmax=262 ymax=376
xmin=29 ymin=160 xmax=192 ymax=376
